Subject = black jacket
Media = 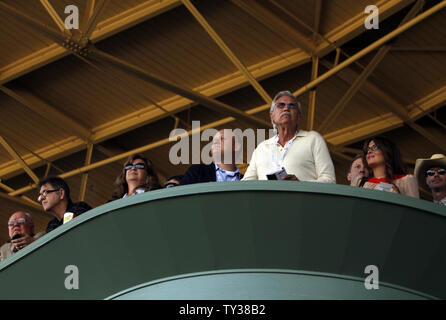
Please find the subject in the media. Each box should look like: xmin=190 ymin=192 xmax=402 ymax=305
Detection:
xmin=46 ymin=201 xmax=92 ymax=233
xmin=180 ymin=164 xmax=217 ymax=185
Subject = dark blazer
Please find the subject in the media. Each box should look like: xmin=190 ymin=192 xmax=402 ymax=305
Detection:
xmin=180 ymin=164 xmax=216 ymax=185
xmin=46 ymin=201 xmax=92 ymax=233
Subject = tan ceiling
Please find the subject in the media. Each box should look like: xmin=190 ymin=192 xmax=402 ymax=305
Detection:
xmin=0 ymin=0 xmax=445 ymax=244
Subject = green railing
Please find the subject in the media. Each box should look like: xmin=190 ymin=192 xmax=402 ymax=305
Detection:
xmin=0 ymin=181 xmax=445 ymax=299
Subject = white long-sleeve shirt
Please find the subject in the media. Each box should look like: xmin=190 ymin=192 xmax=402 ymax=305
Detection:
xmin=242 ymin=130 xmax=336 ymax=183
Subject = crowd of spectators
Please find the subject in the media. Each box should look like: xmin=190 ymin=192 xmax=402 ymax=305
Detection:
xmin=1 ymin=90 xmax=445 ymax=262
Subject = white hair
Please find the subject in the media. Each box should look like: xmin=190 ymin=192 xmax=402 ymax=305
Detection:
xmin=270 ymin=90 xmax=302 ymax=132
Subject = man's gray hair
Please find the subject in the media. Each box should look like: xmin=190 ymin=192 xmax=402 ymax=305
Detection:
xmin=270 ymin=90 xmax=302 ymax=132
xmin=270 ymin=91 xmax=302 ymax=114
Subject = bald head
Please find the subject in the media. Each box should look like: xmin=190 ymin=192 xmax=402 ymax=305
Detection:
xmin=211 ymin=129 xmax=241 ymax=164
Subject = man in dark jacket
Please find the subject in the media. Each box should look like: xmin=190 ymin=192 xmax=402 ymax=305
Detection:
xmin=181 ymin=129 xmax=242 ymax=185
xmin=38 ymin=176 xmax=92 ymax=233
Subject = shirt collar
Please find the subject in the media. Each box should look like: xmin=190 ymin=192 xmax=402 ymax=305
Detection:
xmin=123 ymin=188 xmax=145 ymax=198
xmin=267 ymin=130 xmax=305 ymax=145
xmin=214 ymin=162 xmax=240 ymax=176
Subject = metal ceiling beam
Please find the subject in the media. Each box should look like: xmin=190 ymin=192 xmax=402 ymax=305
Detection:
xmin=0 ymin=136 xmax=40 ymax=184
xmin=80 ymin=0 xmax=111 ymax=45
xmin=231 ymin=0 xmax=315 ymax=56
xmin=293 ymin=1 xmax=445 ymax=98
xmin=0 ymin=85 xmax=91 ymax=142
xmin=313 ymin=0 xmax=322 ymax=42
xmin=323 ymin=85 xmax=446 ymax=148
xmin=326 ymin=64 xmax=446 ymax=152
xmin=324 ymin=113 xmax=403 ymax=146
xmin=316 ymin=0 xmax=417 ymax=56
xmin=89 ymin=47 xmax=271 ymax=128
xmin=39 ymin=0 xmax=71 ymax=35
xmin=79 ymin=143 xmax=94 ymax=202
xmin=81 ymin=0 xmax=96 ymax=32
xmin=0 ymin=0 xmax=182 ymax=84
xmin=317 ymin=0 xmax=425 ymax=133
xmin=181 ymin=0 xmax=272 ymax=104
xmin=0 ymin=191 xmax=43 ymax=212
xmin=0 ymin=181 xmax=42 ymax=211
xmin=307 ymin=56 xmax=318 ymax=131
xmin=0 ymin=1 xmax=66 ymax=43
xmin=317 ymin=48 xmax=390 ymax=133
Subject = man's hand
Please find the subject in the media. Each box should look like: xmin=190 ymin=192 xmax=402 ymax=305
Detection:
xmin=281 ymin=174 xmax=299 ymax=181
xmin=10 ymin=234 xmax=35 ymax=252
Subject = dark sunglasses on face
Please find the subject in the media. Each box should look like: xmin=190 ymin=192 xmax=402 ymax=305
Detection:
xmin=366 ymin=144 xmax=379 ymax=152
xmin=425 ymin=168 xmax=446 ymax=177
xmin=125 ymin=163 xmax=145 ymax=171
xmin=275 ymin=102 xmax=298 ymax=109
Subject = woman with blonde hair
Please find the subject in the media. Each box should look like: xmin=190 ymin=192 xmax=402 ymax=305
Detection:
xmin=111 ymin=154 xmax=161 ymax=200
xmin=359 ymin=136 xmax=419 ymax=198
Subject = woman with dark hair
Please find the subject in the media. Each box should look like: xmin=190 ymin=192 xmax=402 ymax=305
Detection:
xmin=358 ymin=136 xmax=419 ymax=198
xmin=111 ymin=154 xmax=161 ymax=200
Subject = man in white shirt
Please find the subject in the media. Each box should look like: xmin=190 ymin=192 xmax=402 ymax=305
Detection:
xmin=242 ymin=90 xmax=336 ymax=183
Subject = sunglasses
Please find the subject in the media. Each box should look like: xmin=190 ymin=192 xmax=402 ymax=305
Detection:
xmin=275 ymin=102 xmax=298 ymax=109
xmin=8 ymin=218 xmax=26 ymax=227
xmin=425 ymin=168 xmax=446 ymax=177
xmin=366 ymin=145 xmax=379 ymax=152
xmin=125 ymin=163 xmax=145 ymax=171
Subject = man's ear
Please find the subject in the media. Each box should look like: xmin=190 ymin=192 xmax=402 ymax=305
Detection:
xmin=347 ymin=173 xmax=351 ymax=182
xmin=59 ymin=188 xmax=65 ymax=200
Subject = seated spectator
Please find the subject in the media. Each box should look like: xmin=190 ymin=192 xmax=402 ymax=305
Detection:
xmin=242 ymin=90 xmax=335 ymax=182
xmin=414 ymin=154 xmax=446 ymax=206
xmin=347 ymin=154 xmax=369 ymax=186
xmin=38 ymin=176 xmax=92 ymax=233
xmin=164 ymin=175 xmax=183 ymax=188
xmin=111 ymin=154 xmax=161 ymax=200
xmin=358 ymin=136 xmax=419 ymax=198
xmin=181 ymin=129 xmax=242 ymax=185
xmin=0 ymin=211 xmax=44 ymax=262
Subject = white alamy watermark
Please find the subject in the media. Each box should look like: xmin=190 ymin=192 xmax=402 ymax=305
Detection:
xmin=64 ymin=265 xmax=79 ymax=290
xmin=364 ymin=265 xmax=379 ymax=290
xmin=168 ymin=121 xmax=275 ymax=165
xmin=365 ymin=5 xmax=379 ymax=29
xmin=64 ymin=5 xmax=79 ymax=30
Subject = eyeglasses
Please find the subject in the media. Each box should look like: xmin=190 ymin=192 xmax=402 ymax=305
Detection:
xmin=8 ymin=218 xmax=26 ymax=227
xmin=367 ymin=145 xmax=379 ymax=152
xmin=37 ymin=189 xmax=59 ymax=202
xmin=125 ymin=163 xmax=145 ymax=171
xmin=275 ymin=102 xmax=298 ymax=109
xmin=425 ymin=168 xmax=446 ymax=177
